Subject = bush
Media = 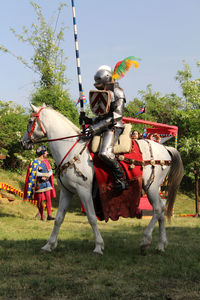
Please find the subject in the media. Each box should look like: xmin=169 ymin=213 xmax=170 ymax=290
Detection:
xmin=0 ymin=100 xmax=34 ymax=169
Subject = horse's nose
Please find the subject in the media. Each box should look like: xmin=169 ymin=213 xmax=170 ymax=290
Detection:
xmin=21 ymin=140 xmax=33 ymax=150
xmin=21 ymin=140 xmax=25 ymax=149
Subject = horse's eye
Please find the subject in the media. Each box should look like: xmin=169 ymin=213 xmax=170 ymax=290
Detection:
xmin=27 ymin=120 xmax=33 ymax=132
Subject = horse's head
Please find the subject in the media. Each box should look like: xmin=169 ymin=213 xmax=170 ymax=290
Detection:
xmin=21 ymin=103 xmax=47 ymax=150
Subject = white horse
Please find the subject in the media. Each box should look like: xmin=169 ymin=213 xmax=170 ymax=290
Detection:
xmin=21 ymin=104 xmax=184 ymax=254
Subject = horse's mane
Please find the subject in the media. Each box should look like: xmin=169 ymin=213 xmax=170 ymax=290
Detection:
xmin=47 ymin=106 xmax=80 ymax=133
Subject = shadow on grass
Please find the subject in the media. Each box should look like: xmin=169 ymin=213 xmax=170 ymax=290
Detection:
xmin=0 ymin=225 xmax=200 ymax=257
xmin=0 ymin=212 xmax=17 ymax=218
xmin=1 ymin=226 xmax=200 ymax=299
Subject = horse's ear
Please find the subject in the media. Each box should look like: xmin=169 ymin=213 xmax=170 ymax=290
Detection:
xmin=42 ymin=103 xmax=47 ymax=107
xmin=30 ymin=103 xmax=39 ymax=113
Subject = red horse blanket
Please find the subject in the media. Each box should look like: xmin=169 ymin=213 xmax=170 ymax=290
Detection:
xmin=89 ymin=139 xmax=143 ymax=222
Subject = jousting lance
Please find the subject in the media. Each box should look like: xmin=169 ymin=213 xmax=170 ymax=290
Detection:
xmin=71 ymin=0 xmax=85 ymax=132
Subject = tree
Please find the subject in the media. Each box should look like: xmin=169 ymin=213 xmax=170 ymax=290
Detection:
xmin=175 ymin=62 xmax=200 ymax=190
xmin=0 ymin=1 xmax=79 ymax=126
xmin=0 ymin=100 xmax=34 ymax=169
xmin=125 ymin=62 xmax=200 ymax=191
xmin=125 ymin=84 xmax=184 ymax=136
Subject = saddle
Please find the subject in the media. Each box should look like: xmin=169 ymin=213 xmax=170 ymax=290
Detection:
xmin=91 ymin=123 xmax=132 ymax=154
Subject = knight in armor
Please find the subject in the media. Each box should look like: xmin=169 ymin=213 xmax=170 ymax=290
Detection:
xmin=81 ymin=65 xmax=128 ymax=192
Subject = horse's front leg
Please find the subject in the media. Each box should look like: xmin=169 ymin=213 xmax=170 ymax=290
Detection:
xmin=140 ymin=214 xmax=158 ymax=253
xmin=41 ymin=188 xmax=72 ymax=252
xmin=141 ymin=184 xmax=164 ymax=253
xmin=77 ymin=187 xmax=104 ymax=255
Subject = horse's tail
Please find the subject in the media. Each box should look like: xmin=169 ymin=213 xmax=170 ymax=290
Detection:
xmin=165 ymin=147 xmax=184 ymax=220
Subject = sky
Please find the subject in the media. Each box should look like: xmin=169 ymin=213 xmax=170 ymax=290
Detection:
xmin=0 ymin=0 xmax=200 ymax=108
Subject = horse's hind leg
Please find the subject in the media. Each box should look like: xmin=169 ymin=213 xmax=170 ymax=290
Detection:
xmin=157 ymin=208 xmax=168 ymax=252
xmin=41 ymin=188 xmax=72 ymax=252
xmin=141 ymin=184 xmax=167 ymax=252
xmin=77 ymin=187 xmax=104 ymax=255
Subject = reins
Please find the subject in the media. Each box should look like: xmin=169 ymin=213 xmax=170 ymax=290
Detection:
xmin=57 ymin=138 xmax=81 ymax=169
xmin=27 ymin=107 xmax=89 ymax=173
xmin=33 ymin=133 xmax=85 ymax=144
xmin=27 ymin=106 xmax=86 ymax=144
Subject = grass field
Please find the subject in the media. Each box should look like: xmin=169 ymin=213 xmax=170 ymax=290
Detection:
xmin=0 ymin=169 xmax=200 ymax=299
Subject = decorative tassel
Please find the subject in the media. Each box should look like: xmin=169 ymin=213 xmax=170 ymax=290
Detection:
xmin=112 ymin=56 xmax=141 ymax=81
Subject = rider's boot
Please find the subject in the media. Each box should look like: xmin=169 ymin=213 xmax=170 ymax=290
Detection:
xmin=110 ymin=159 xmax=129 ymax=192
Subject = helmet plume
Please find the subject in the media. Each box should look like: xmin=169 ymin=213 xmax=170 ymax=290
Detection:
xmin=112 ymin=56 xmax=141 ymax=81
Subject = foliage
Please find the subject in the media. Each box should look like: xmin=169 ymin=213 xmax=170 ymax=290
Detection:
xmin=0 ymin=100 xmax=34 ymax=169
xmin=175 ymin=62 xmax=200 ymax=189
xmin=125 ymin=62 xmax=200 ymax=191
xmin=0 ymin=2 xmax=67 ymax=87
xmin=0 ymin=1 xmax=79 ymax=170
xmin=125 ymin=85 xmax=184 ymax=134
xmin=31 ymin=85 xmax=79 ymax=126
xmin=0 ymin=1 xmax=79 ymax=126
xmin=125 ymin=84 xmax=184 ymax=128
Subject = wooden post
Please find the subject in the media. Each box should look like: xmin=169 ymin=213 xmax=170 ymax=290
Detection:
xmin=0 ymin=154 xmax=6 ymax=198
xmin=194 ymin=163 xmax=199 ymax=218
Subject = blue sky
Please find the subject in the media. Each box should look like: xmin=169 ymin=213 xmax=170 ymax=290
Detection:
xmin=0 ymin=0 xmax=200 ymax=108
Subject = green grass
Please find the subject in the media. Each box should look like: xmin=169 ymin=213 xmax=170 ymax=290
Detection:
xmin=0 ymin=169 xmax=200 ymax=299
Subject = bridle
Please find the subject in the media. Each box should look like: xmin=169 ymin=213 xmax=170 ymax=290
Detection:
xmin=26 ymin=107 xmax=90 ymax=173
xmin=27 ymin=107 xmax=47 ymax=142
xmin=27 ymin=107 xmax=85 ymax=144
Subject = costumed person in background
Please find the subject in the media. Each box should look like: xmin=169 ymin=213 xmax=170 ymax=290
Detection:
xmin=80 ymin=57 xmax=140 ymax=192
xmin=154 ymin=133 xmax=161 ymax=143
xmin=149 ymin=133 xmax=154 ymax=141
xmin=24 ymin=146 xmax=56 ymax=221
xmin=148 ymin=133 xmax=161 ymax=143
xmin=131 ymin=130 xmax=142 ymax=140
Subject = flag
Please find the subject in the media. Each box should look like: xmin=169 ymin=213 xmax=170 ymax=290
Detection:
xmin=136 ymin=105 xmax=146 ymax=115
xmin=76 ymin=93 xmax=87 ymax=106
xmin=143 ymin=131 xmax=147 ymax=138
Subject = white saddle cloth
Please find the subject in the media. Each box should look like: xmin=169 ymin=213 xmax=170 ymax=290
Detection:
xmin=91 ymin=123 xmax=132 ymax=154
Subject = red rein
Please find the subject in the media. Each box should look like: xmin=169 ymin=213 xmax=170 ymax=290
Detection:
xmin=28 ymin=107 xmax=84 ymax=168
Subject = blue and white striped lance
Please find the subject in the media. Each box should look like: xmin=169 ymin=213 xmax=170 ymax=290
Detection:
xmin=71 ymin=0 xmax=84 ymax=113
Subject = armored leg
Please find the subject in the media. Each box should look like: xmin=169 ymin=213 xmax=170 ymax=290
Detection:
xmin=98 ymin=129 xmax=128 ymax=192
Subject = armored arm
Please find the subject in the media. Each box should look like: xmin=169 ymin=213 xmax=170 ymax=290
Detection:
xmin=84 ymin=86 xmax=125 ymax=136
xmin=89 ymin=97 xmax=125 ymax=134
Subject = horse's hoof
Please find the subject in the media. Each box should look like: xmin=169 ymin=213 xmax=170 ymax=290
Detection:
xmin=156 ymin=241 xmax=168 ymax=252
xmin=156 ymin=245 xmax=165 ymax=252
xmin=41 ymin=248 xmax=51 ymax=253
xmin=93 ymin=247 xmax=103 ymax=255
xmin=41 ymin=245 xmax=52 ymax=253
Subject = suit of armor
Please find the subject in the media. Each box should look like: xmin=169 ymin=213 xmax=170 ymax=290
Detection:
xmin=83 ymin=66 xmax=128 ymax=191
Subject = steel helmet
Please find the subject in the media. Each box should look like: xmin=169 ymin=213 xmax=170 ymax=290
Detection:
xmin=94 ymin=65 xmax=112 ymax=89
